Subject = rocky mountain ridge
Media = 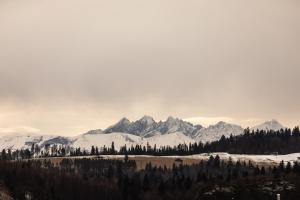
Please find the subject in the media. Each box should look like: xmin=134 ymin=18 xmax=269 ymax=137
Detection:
xmin=0 ymin=117 xmax=287 ymax=151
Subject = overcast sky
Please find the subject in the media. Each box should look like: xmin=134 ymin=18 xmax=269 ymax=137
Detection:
xmin=0 ymin=0 xmax=299 ymax=136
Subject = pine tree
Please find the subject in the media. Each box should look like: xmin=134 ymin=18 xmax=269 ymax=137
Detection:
xmin=1 ymin=149 xmax=6 ymax=160
xmin=91 ymin=146 xmax=96 ymax=155
xmin=292 ymin=126 xmax=300 ymax=136
xmin=111 ymin=142 xmax=115 ymax=154
xmin=285 ymin=162 xmax=292 ymax=173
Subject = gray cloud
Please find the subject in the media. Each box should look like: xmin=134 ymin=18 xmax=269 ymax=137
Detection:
xmin=0 ymin=0 xmax=299 ymax=135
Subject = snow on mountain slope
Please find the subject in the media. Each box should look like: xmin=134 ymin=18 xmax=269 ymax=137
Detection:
xmin=128 ymin=116 xmax=158 ymax=136
xmin=195 ymin=121 xmax=244 ymax=143
xmin=156 ymin=116 xmax=200 ymax=137
xmin=251 ymin=120 xmax=285 ymax=131
xmin=0 ymin=133 xmax=66 ymax=150
xmin=104 ymin=116 xmax=200 ymax=137
xmin=105 ymin=116 xmax=158 ymax=136
xmin=71 ymin=132 xmax=142 ymax=151
xmin=72 ymin=131 xmax=194 ymax=150
xmin=0 ymin=131 xmax=194 ymax=151
xmin=105 ymin=118 xmax=132 ymax=133
xmin=142 ymin=132 xmax=194 ymax=148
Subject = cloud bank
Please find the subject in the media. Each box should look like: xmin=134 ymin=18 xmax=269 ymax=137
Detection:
xmin=0 ymin=0 xmax=299 ymax=135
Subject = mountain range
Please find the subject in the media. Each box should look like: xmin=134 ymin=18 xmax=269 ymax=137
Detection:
xmin=105 ymin=116 xmax=200 ymax=137
xmin=0 ymin=117 xmax=286 ymax=151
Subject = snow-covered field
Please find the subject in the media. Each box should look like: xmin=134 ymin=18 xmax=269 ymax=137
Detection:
xmin=97 ymin=153 xmax=300 ymax=165
xmin=164 ymin=152 xmax=300 ymax=165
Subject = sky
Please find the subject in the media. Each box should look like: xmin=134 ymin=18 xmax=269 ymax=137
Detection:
xmin=0 ymin=0 xmax=299 ymax=136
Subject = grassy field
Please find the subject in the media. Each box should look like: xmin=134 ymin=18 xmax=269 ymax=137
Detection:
xmin=32 ymin=153 xmax=291 ymax=170
xmin=33 ymin=155 xmax=198 ymax=169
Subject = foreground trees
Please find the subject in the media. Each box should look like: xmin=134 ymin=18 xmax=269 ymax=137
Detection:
xmin=1 ymin=156 xmax=300 ymax=199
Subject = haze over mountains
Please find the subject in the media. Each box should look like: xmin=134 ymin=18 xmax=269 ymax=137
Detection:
xmin=0 ymin=116 xmax=286 ymax=151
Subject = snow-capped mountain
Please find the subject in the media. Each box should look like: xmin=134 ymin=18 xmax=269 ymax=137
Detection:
xmin=104 ymin=116 xmax=200 ymax=137
xmin=251 ymin=120 xmax=285 ymax=131
xmin=72 ymin=132 xmax=142 ymax=150
xmin=0 ymin=117 xmax=288 ymax=151
xmin=194 ymin=121 xmax=244 ymax=143
xmin=71 ymin=131 xmax=193 ymax=150
xmin=0 ymin=133 xmax=71 ymax=150
xmin=155 ymin=116 xmax=200 ymax=137
xmin=105 ymin=117 xmax=132 ymax=133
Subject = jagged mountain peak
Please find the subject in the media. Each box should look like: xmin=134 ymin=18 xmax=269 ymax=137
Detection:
xmin=139 ymin=115 xmax=155 ymax=124
xmin=165 ymin=116 xmax=195 ymax=127
xmin=194 ymin=124 xmax=203 ymax=130
xmin=195 ymin=121 xmax=244 ymax=143
xmin=251 ymin=119 xmax=285 ymax=131
xmin=104 ymin=116 xmax=158 ymax=136
xmin=104 ymin=117 xmax=131 ymax=133
xmin=165 ymin=116 xmax=179 ymax=126
xmin=166 ymin=116 xmax=176 ymax=121
xmin=215 ymin=121 xmax=227 ymax=126
xmin=104 ymin=116 xmax=199 ymax=137
xmin=118 ymin=117 xmax=131 ymax=124
xmin=158 ymin=116 xmax=198 ymax=137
